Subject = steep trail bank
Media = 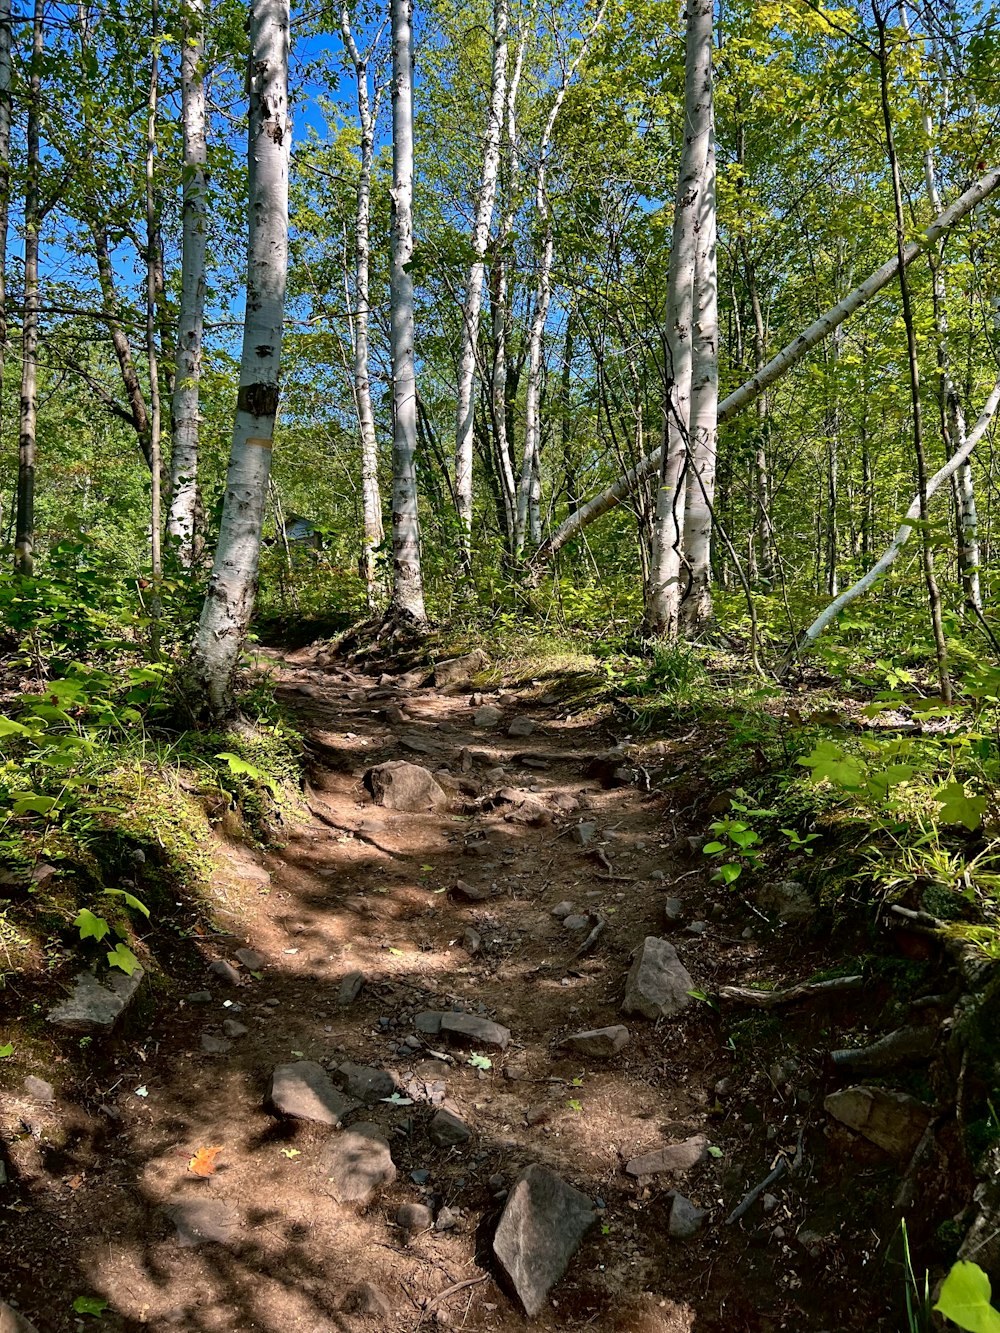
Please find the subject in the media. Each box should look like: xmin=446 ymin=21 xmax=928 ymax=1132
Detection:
xmin=1 ymin=650 xmax=922 ymax=1331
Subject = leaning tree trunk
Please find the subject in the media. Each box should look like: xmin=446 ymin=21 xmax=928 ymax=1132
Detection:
xmin=646 ymin=0 xmax=713 ymax=637
xmin=677 ymin=76 xmax=718 ymax=638
xmin=341 ymin=3 xmax=385 ymax=607
xmin=537 ymin=163 xmax=1000 ymax=563
xmin=453 ymin=0 xmax=508 ymax=564
xmin=0 ymin=0 xmax=11 ymax=536
xmin=191 ymin=0 xmax=290 ymax=718
xmin=167 ymin=0 xmax=208 ymax=567
xmin=15 ymin=0 xmax=43 ymax=576
xmin=387 ymin=0 xmax=426 ymax=624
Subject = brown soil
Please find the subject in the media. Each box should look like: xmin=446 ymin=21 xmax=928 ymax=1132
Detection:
xmin=0 ymin=651 xmax=947 ymax=1332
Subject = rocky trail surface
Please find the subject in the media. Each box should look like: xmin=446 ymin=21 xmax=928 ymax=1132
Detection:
xmin=0 ymin=649 xmax=931 ymax=1331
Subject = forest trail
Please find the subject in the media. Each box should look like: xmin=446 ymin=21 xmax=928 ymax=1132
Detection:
xmin=2 ymin=650 xmax=898 ymax=1332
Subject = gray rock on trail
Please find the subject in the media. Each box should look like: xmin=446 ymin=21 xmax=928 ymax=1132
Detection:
xmin=571 ymin=821 xmax=597 ymax=846
xmin=507 ymin=717 xmax=536 ymax=738
xmin=363 ymin=760 xmax=449 ymax=812
xmin=334 ymin=1061 xmax=397 ymax=1102
xmin=622 ymin=937 xmax=694 ymax=1019
xmin=433 ymin=649 xmax=489 ymax=689
xmin=493 ymin=1163 xmax=596 ymax=1318
xmin=208 ymin=959 xmax=241 ymax=986
xmin=474 ymin=705 xmax=504 ymax=729
xmin=463 ymin=927 xmax=482 ymax=956
xmin=668 ymin=1193 xmax=708 ymax=1239
xmin=23 ymin=1076 xmax=54 ymax=1104
xmin=234 ymin=947 xmax=263 ymax=971
xmin=560 ymin=1026 xmax=630 ymax=1059
xmin=415 ymin=1011 xmax=443 ymax=1035
xmin=0 ymin=1301 xmax=40 ymax=1333
xmin=440 ymin=1012 xmax=511 ymax=1050
xmin=562 ymin=915 xmax=590 ymax=932
xmin=397 ymin=1201 xmax=433 ymax=1233
xmin=222 ymin=1019 xmax=248 ymax=1039
xmin=267 ymin=1060 xmax=355 ymax=1126
xmin=823 ymin=1085 xmax=932 ymax=1158
xmin=429 ymin=1109 xmax=472 ymax=1147
xmin=166 ymin=1197 xmax=240 ymax=1248
xmin=664 ymin=897 xmax=684 ymax=922
xmin=341 ymin=1282 xmax=393 ymax=1318
xmin=47 ymin=967 xmax=144 ymax=1033
xmin=320 ymin=1121 xmax=396 ymax=1205
xmin=754 ymin=879 xmax=817 ymax=924
xmin=551 ymin=901 xmax=574 ymax=919
xmin=200 ymin=1033 xmax=232 ymax=1055
xmin=625 ymin=1134 xmax=709 ymax=1178
xmin=339 ymin=969 xmax=366 ymax=1006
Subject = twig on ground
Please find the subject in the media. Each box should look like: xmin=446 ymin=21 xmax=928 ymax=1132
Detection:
xmin=718 ymin=976 xmax=863 ymax=1007
xmin=570 ymin=916 xmax=607 ymax=959
xmin=725 ymin=1158 xmax=788 ymax=1225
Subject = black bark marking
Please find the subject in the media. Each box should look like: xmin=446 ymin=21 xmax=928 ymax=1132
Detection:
xmin=238 ymin=382 xmax=279 ymax=417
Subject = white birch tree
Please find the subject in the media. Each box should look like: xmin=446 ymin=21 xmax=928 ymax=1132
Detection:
xmin=167 ymin=0 xmax=209 ymax=567
xmin=191 ymin=0 xmax=290 ymax=717
xmin=388 ymin=0 xmax=426 ymax=624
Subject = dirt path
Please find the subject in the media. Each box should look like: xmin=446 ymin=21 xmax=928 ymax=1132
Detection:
xmin=1 ymin=652 xmax=902 ymax=1332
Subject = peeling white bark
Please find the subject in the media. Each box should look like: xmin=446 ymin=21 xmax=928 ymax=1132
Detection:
xmin=193 ymin=0 xmax=290 ymax=717
xmin=167 ymin=0 xmax=208 ymax=566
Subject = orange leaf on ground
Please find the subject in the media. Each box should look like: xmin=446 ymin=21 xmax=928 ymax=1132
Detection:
xmin=188 ymin=1145 xmax=223 ymax=1177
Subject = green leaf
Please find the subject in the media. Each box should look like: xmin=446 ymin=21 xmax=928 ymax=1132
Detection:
xmin=13 ymin=794 xmax=58 ymax=816
xmin=103 ymin=888 xmax=150 ymax=918
xmin=75 ymin=908 xmax=110 ymax=942
xmin=467 ymin=1053 xmax=492 ymax=1070
xmin=72 ymin=1296 xmax=108 ymax=1318
xmin=718 ymin=863 xmax=742 ymax=885
xmin=566 ymin=1098 xmax=583 ymax=1112
xmin=934 ymin=1261 xmax=1000 ymax=1332
xmin=0 ymin=716 xmax=30 ymax=736
xmin=0 ymin=1042 xmax=13 ymax=1057
xmin=797 ymin=741 xmax=865 ymax=789
xmin=106 ymin=942 xmax=139 ymax=974
xmin=936 ymin=782 xmax=987 ymax=831
xmin=703 ymin=841 xmax=726 ymax=854
xmin=707 ymin=1145 xmax=723 ymax=1159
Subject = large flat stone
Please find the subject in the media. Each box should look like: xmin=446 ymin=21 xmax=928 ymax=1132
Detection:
xmin=166 ymin=1197 xmax=240 ymax=1248
xmin=433 ymin=650 xmax=488 ymax=688
xmin=823 ymin=1086 xmax=932 ymax=1158
xmin=267 ymin=1060 xmax=355 ymax=1125
xmin=622 ymin=938 xmax=693 ymax=1019
xmin=47 ymin=968 xmax=144 ymax=1033
xmin=560 ymin=1026 xmax=631 ymax=1059
xmin=440 ymin=1012 xmax=511 ymax=1049
xmin=625 ymin=1135 xmax=708 ymax=1178
xmin=334 ymin=1061 xmax=397 ymax=1102
xmin=363 ymin=760 xmax=449 ymax=812
xmin=493 ymin=1164 xmax=595 ymax=1318
xmin=320 ymin=1122 xmax=396 ymax=1205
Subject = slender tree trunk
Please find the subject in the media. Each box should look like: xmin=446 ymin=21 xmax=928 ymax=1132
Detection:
xmin=0 ymin=0 xmax=10 ymax=537
xmin=16 ymin=0 xmax=43 ymax=575
xmin=824 ymin=318 xmax=844 ymax=596
xmin=388 ymin=0 xmax=426 ymax=623
xmin=742 ymin=246 xmax=772 ymax=580
xmin=678 ymin=78 xmax=718 ymax=637
xmin=90 ymin=224 xmax=152 ymax=465
xmin=341 ymin=5 xmax=385 ymax=606
xmin=875 ymin=7 xmax=950 ymax=702
xmin=167 ymin=0 xmax=208 ymax=566
xmin=537 ymin=164 xmax=1000 ymax=561
xmin=647 ymin=0 xmax=713 ymax=637
xmin=146 ymin=0 xmax=163 ymax=651
xmin=453 ymin=0 xmax=507 ymax=561
xmin=192 ymin=0 xmax=290 ymax=718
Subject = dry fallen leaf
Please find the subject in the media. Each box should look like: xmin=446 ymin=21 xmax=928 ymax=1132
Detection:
xmin=66 ymin=1174 xmax=83 ymax=1190
xmin=188 ymin=1145 xmax=223 ymax=1177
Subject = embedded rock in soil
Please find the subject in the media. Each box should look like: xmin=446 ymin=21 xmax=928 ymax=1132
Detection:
xmin=622 ymin=938 xmax=693 ymax=1019
xmin=493 ymin=1163 xmax=596 ymax=1318
xmin=363 ymin=760 xmax=449 ymax=812
xmin=439 ymin=1012 xmax=511 ymax=1049
xmin=429 ymin=1109 xmax=472 ymax=1146
xmin=341 ymin=1281 xmax=393 ymax=1318
xmin=234 ymin=947 xmax=264 ymax=970
xmin=200 ymin=1033 xmax=232 ymax=1055
xmin=463 ymin=926 xmax=482 ymax=955
xmin=0 ymin=1301 xmax=40 ymax=1333
xmin=334 ymin=1061 xmax=397 ymax=1102
xmin=474 ymin=705 xmax=504 ymax=728
xmin=339 ymin=969 xmax=365 ymax=1005
xmin=415 ymin=1010 xmax=443 ymax=1034
xmin=560 ymin=1026 xmax=630 ymax=1058
xmin=47 ymin=967 xmax=144 ymax=1033
xmin=166 ymin=1197 xmax=240 ymax=1248
xmin=571 ymin=822 xmax=597 ymax=846
xmin=562 ymin=914 xmax=590 ymax=931
xmin=222 ymin=1019 xmax=248 ymax=1038
xmin=320 ymin=1121 xmax=396 ymax=1204
xmin=433 ymin=649 xmax=488 ymax=689
xmin=753 ymin=879 xmax=816 ymax=924
xmin=23 ymin=1076 xmax=54 ymax=1104
xmin=551 ymin=901 xmax=574 ymax=919
xmin=668 ymin=1193 xmax=708 ymax=1239
xmin=663 ymin=898 xmax=684 ymax=923
xmin=450 ymin=879 xmax=491 ymax=902
xmin=823 ymin=1085 xmax=932 ymax=1158
xmin=208 ymin=959 xmax=241 ymax=986
xmin=267 ymin=1060 xmax=355 ymax=1125
xmin=507 ymin=717 xmax=536 ymax=738
xmin=400 ymin=731 xmax=439 ymax=756
xmin=625 ymin=1135 xmax=708 ymax=1178
xmin=397 ymin=1201 xmax=433 ymax=1233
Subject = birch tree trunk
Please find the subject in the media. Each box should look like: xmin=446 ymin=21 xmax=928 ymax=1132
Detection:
xmin=538 ymin=164 xmax=1000 ymax=562
xmin=192 ymin=0 xmax=290 ymax=718
xmin=146 ymin=0 xmax=163 ymax=649
xmin=0 ymin=0 xmax=10 ymax=537
xmin=15 ymin=0 xmax=43 ymax=576
xmin=677 ymin=78 xmax=717 ymax=637
xmin=646 ymin=0 xmax=712 ymax=637
xmin=341 ymin=4 xmax=385 ymax=606
xmin=167 ymin=0 xmax=208 ymax=566
xmin=453 ymin=0 xmax=507 ymax=561
xmin=388 ymin=0 xmax=426 ymax=624
xmin=514 ymin=0 xmax=606 ymax=557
